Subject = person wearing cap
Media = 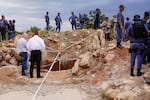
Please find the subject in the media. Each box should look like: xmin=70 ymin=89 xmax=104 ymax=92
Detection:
xmin=116 ymin=5 xmax=125 ymax=48
xmin=0 ymin=15 xmax=8 ymax=42
xmin=69 ymin=12 xmax=78 ymax=30
xmin=142 ymin=12 xmax=150 ymax=65
xmin=55 ymin=12 xmax=62 ymax=32
xmin=27 ymin=31 xmax=45 ymax=78
xmin=94 ymin=8 xmax=100 ymax=29
xmin=45 ymin=12 xmax=50 ymax=30
xmin=16 ymin=33 xmax=28 ymax=76
xmin=126 ymin=15 xmax=149 ymax=77
xmin=79 ymin=13 xmax=84 ymax=29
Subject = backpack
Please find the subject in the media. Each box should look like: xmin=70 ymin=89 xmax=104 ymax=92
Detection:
xmin=131 ymin=22 xmax=147 ymax=39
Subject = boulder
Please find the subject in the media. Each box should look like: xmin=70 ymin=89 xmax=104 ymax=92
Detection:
xmin=10 ymin=49 xmax=22 ymax=62
xmin=79 ymin=52 xmax=90 ymax=69
xmin=9 ymin=57 xmax=18 ymax=65
xmin=1 ymin=47 xmax=9 ymax=53
xmin=5 ymin=54 xmax=12 ymax=62
xmin=104 ymin=51 xmax=115 ymax=62
xmin=72 ymin=59 xmax=80 ymax=75
xmin=0 ymin=66 xmax=19 ymax=82
xmin=0 ymin=51 xmax=4 ymax=62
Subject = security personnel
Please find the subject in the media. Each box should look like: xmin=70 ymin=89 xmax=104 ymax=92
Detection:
xmin=45 ymin=12 xmax=50 ymax=30
xmin=94 ymin=8 xmax=100 ymax=29
xmin=0 ymin=15 xmax=8 ymax=41
xmin=116 ymin=5 xmax=125 ymax=48
xmin=142 ymin=12 xmax=150 ymax=64
xmin=69 ymin=12 xmax=78 ymax=30
xmin=127 ymin=15 xmax=148 ymax=76
xmin=79 ymin=13 xmax=84 ymax=29
xmin=55 ymin=12 xmax=62 ymax=32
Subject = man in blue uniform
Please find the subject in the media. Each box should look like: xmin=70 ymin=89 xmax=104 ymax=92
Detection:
xmin=45 ymin=12 xmax=50 ymax=30
xmin=79 ymin=13 xmax=84 ymax=29
xmin=127 ymin=15 xmax=148 ymax=77
xmin=125 ymin=17 xmax=132 ymax=30
xmin=94 ymin=8 xmax=100 ymax=29
xmin=55 ymin=12 xmax=62 ymax=32
xmin=69 ymin=12 xmax=78 ymax=30
xmin=116 ymin=5 xmax=125 ymax=48
xmin=142 ymin=12 xmax=150 ymax=65
xmin=0 ymin=15 xmax=8 ymax=41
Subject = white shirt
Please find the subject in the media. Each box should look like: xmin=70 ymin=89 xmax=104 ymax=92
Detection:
xmin=16 ymin=37 xmax=28 ymax=53
xmin=27 ymin=35 xmax=45 ymax=52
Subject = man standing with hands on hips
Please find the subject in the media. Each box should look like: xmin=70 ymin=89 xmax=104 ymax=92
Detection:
xmin=27 ymin=31 xmax=45 ymax=78
xmin=116 ymin=5 xmax=125 ymax=48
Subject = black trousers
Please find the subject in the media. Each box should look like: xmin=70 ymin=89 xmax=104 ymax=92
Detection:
xmin=30 ymin=50 xmax=41 ymax=77
xmin=0 ymin=28 xmax=6 ymax=41
xmin=143 ymin=45 xmax=150 ymax=63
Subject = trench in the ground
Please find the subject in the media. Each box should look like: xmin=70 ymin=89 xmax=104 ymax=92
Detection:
xmin=41 ymin=59 xmax=77 ymax=71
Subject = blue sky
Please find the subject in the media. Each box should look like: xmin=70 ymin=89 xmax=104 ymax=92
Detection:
xmin=0 ymin=0 xmax=149 ymax=32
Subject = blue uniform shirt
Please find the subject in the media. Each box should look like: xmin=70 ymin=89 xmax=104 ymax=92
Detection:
xmin=126 ymin=21 xmax=149 ymax=43
xmin=125 ymin=21 xmax=132 ymax=29
xmin=55 ymin=15 xmax=62 ymax=24
xmin=45 ymin=15 xmax=49 ymax=23
xmin=69 ymin=15 xmax=78 ymax=23
xmin=117 ymin=12 xmax=124 ymax=27
xmin=0 ymin=19 xmax=8 ymax=29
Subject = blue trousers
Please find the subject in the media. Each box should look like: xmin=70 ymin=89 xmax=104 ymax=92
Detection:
xmin=71 ymin=23 xmax=77 ymax=30
xmin=56 ymin=23 xmax=61 ymax=32
xmin=130 ymin=43 xmax=145 ymax=69
xmin=116 ymin=26 xmax=123 ymax=44
xmin=8 ymin=31 xmax=15 ymax=40
xmin=46 ymin=22 xmax=49 ymax=30
xmin=20 ymin=52 xmax=28 ymax=75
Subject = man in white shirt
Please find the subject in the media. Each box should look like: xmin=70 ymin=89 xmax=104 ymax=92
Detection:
xmin=27 ymin=31 xmax=45 ymax=78
xmin=16 ymin=33 xmax=28 ymax=76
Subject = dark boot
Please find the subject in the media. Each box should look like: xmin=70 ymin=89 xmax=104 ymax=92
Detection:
xmin=117 ymin=43 xmax=123 ymax=49
xmin=137 ymin=69 xmax=144 ymax=76
xmin=130 ymin=68 xmax=135 ymax=76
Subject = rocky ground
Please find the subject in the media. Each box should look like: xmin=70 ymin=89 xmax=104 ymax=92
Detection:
xmin=0 ymin=29 xmax=150 ymax=100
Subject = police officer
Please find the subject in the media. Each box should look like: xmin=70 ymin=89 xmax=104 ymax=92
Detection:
xmin=69 ymin=12 xmax=78 ymax=30
xmin=127 ymin=15 xmax=149 ymax=76
xmin=45 ymin=12 xmax=50 ymax=30
xmin=55 ymin=12 xmax=62 ymax=32
xmin=79 ymin=13 xmax=84 ymax=29
xmin=142 ymin=12 xmax=150 ymax=64
xmin=94 ymin=8 xmax=100 ymax=29
xmin=0 ymin=15 xmax=8 ymax=41
xmin=116 ymin=5 xmax=125 ymax=48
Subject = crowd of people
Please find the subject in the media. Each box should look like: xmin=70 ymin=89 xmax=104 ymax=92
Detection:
xmin=0 ymin=4 xmax=148 ymax=82
xmin=115 ymin=5 xmax=150 ymax=81
xmin=45 ymin=11 xmax=85 ymax=32
xmin=0 ymin=15 xmax=16 ymax=42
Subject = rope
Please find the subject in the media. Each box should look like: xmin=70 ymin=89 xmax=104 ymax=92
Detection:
xmin=31 ymin=52 xmax=60 ymax=100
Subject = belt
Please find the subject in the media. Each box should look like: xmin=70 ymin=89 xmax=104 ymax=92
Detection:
xmin=31 ymin=50 xmax=41 ymax=52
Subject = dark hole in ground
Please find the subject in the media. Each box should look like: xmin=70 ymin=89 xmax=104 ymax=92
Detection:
xmin=41 ymin=59 xmax=76 ymax=71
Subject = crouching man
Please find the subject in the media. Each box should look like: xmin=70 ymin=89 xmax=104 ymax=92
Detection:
xmin=127 ymin=15 xmax=148 ymax=77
